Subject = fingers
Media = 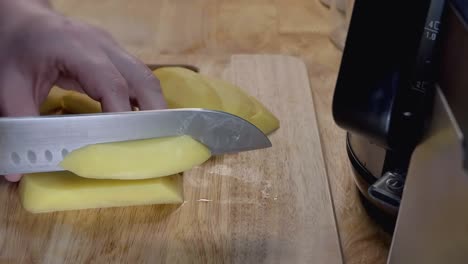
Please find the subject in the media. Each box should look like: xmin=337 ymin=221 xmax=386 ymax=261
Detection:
xmin=55 ymin=76 xmax=85 ymax=93
xmin=105 ymin=47 xmax=167 ymax=110
xmin=0 ymin=67 xmax=39 ymax=117
xmin=5 ymin=174 xmax=22 ymax=182
xmin=60 ymin=51 xmax=132 ymax=112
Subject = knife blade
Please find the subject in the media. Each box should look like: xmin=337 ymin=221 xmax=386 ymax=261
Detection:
xmin=0 ymin=108 xmax=271 ymax=175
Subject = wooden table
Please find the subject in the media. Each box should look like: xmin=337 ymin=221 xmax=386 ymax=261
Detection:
xmin=47 ymin=1 xmax=391 ymax=263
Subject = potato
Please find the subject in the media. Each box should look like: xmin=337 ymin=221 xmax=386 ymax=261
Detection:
xmin=61 ymin=92 xmax=102 ymax=114
xmin=39 ymin=86 xmax=71 ymax=115
xmin=154 ymin=67 xmax=279 ymax=134
xmin=60 ymin=135 xmax=211 ymax=180
xmin=198 ymin=75 xmax=255 ymax=121
xmin=153 ymin=67 xmax=223 ymax=110
xmin=19 ymin=172 xmax=183 ymax=213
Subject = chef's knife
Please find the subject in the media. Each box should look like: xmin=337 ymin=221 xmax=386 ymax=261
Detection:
xmin=0 ymin=108 xmax=271 ymax=175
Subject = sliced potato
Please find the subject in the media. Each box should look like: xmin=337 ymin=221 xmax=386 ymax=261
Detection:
xmin=39 ymin=86 xmax=71 ymax=115
xmin=153 ymin=67 xmax=279 ymax=134
xmin=59 ymin=135 xmax=211 ymax=180
xmin=62 ymin=92 xmax=102 ymax=114
xmin=154 ymin=67 xmax=223 ymax=110
xmin=19 ymin=172 xmax=184 ymax=213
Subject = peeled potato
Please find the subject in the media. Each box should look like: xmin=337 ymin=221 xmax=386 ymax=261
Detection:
xmin=19 ymin=172 xmax=184 ymax=213
xmin=200 ymin=76 xmax=255 ymax=120
xmin=39 ymin=86 xmax=71 ymax=115
xmin=202 ymin=76 xmax=279 ymax=133
xmin=154 ymin=67 xmax=223 ymax=110
xmin=62 ymin=92 xmax=102 ymax=114
xmin=153 ymin=67 xmax=279 ymax=134
xmin=248 ymin=96 xmax=280 ymax=135
xmin=60 ymin=135 xmax=211 ymax=180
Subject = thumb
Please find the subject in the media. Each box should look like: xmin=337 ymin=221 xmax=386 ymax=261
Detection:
xmin=4 ymin=174 xmax=22 ymax=182
xmin=0 ymin=69 xmax=39 ymax=182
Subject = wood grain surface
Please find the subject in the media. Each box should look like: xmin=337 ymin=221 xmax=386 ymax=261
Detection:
xmin=9 ymin=0 xmax=391 ymax=263
xmin=0 ymin=55 xmax=343 ymax=263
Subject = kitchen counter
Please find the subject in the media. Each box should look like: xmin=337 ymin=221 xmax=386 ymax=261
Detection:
xmin=52 ymin=0 xmax=391 ymax=263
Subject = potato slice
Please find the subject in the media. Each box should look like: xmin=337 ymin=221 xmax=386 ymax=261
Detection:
xmin=154 ymin=67 xmax=223 ymax=110
xmin=19 ymin=172 xmax=183 ymax=213
xmin=206 ymin=77 xmax=279 ymax=134
xmin=249 ymin=96 xmax=280 ymax=135
xmin=153 ymin=67 xmax=279 ymax=134
xmin=39 ymin=86 xmax=71 ymax=115
xmin=200 ymin=76 xmax=255 ymax=121
xmin=59 ymin=135 xmax=211 ymax=180
xmin=62 ymin=92 xmax=102 ymax=114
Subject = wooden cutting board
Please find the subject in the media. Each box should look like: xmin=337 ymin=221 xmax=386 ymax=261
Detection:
xmin=0 ymin=55 xmax=343 ymax=263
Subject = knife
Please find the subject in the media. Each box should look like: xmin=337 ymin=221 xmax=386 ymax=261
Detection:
xmin=0 ymin=108 xmax=271 ymax=175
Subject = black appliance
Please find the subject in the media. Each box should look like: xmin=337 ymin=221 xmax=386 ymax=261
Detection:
xmin=332 ymin=0 xmax=451 ymax=232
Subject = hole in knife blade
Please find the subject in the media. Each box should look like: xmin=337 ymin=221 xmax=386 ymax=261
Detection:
xmin=11 ymin=152 xmax=20 ymax=165
xmin=27 ymin=150 xmax=37 ymax=164
xmin=61 ymin=149 xmax=69 ymax=158
xmin=45 ymin=150 xmax=53 ymax=162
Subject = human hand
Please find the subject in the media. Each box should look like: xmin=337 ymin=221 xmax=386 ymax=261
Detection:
xmin=0 ymin=0 xmax=167 ymax=182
